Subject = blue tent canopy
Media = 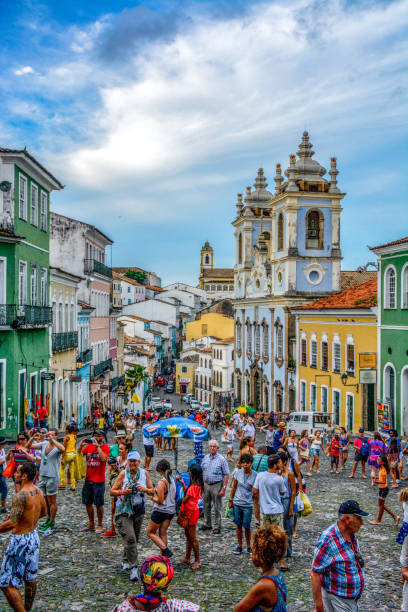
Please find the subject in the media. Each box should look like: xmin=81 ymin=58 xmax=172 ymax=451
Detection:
xmin=142 ymin=416 xmax=208 ymax=441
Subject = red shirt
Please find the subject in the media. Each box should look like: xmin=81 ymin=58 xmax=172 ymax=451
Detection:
xmin=330 ymin=440 xmax=341 ymax=457
xmin=82 ymin=444 xmax=109 ymax=482
xmin=37 ymin=406 xmax=48 ymax=420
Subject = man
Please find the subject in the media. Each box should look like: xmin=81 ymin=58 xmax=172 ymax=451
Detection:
xmin=110 ymin=451 xmax=153 ymax=581
xmin=253 ymin=454 xmax=286 ymax=526
xmin=143 ymin=418 xmax=155 ymax=471
xmin=0 ymin=437 xmax=8 ymax=513
xmin=311 ymin=499 xmax=368 ymax=612
xmin=110 ymin=430 xmax=130 ymax=458
xmin=242 ymin=417 xmax=256 ymax=447
xmin=272 ymin=422 xmax=286 ymax=453
xmin=27 ymin=429 xmax=65 ymax=537
xmin=228 ymin=453 xmax=256 ymax=554
xmin=349 ymin=428 xmax=370 ymax=479
xmin=200 ymin=440 xmax=230 ymax=534
xmin=78 ymin=430 xmax=109 ymax=533
xmin=57 ymin=400 xmax=64 ymax=430
xmin=36 ymin=405 xmax=48 ymax=431
xmin=0 ymin=462 xmax=47 ymax=612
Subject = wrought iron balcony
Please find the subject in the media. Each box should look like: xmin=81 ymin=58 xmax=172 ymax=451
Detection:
xmin=0 ymin=304 xmax=52 ymax=327
xmin=84 ymin=258 xmax=112 ymax=278
xmin=77 ymin=347 xmax=93 ymax=364
xmin=52 ymin=331 xmax=78 ymax=352
xmin=92 ymin=358 xmax=112 ymax=379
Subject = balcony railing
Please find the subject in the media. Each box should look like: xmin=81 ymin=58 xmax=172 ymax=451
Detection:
xmin=92 ymin=358 xmax=112 ymax=379
xmin=84 ymin=258 xmax=112 ymax=279
xmin=52 ymin=331 xmax=78 ymax=352
xmin=0 ymin=304 xmax=52 ymax=327
xmin=77 ymin=347 xmax=93 ymax=364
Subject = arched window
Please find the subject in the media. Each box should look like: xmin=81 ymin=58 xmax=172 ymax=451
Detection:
xmin=277 ymin=213 xmax=284 ymax=251
xmin=306 ymin=209 xmax=323 ymax=249
xmin=238 ymin=233 xmax=243 ymax=264
xmin=402 ymin=264 xmax=408 ymax=309
xmin=385 ymin=266 xmax=396 ymax=309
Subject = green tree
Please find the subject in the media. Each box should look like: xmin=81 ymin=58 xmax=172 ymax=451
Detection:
xmin=124 ymin=270 xmax=147 ymax=284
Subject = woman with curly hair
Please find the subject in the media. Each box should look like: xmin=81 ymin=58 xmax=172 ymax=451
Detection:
xmin=234 ymin=524 xmax=288 ymax=611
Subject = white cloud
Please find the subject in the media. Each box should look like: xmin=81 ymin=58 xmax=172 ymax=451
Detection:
xmin=14 ymin=65 xmax=35 ymax=76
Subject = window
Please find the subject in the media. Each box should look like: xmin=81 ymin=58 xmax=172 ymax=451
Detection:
xmin=310 ymin=383 xmax=317 ymax=411
xmin=321 ymin=341 xmax=328 ymax=370
xmin=30 ymin=183 xmax=38 ymax=226
xmin=310 ymin=339 xmax=317 ymax=368
xmin=247 ymin=323 xmax=252 ymax=354
xmin=19 ymin=174 xmax=27 ymax=220
xmin=333 ymin=342 xmax=341 ymax=373
xmin=238 ymin=233 xmax=242 ymax=264
xmin=262 ymin=325 xmax=269 ymax=360
xmin=306 ymin=209 xmax=323 ymax=249
xmin=402 ymin=264 xmax=408 ymax=309
xmin=300 ymin=338 xmax=307 ymax=365
xmin=384 ymin=266 xmax=396 ymax=309
xmin=30 ymin=265 xmax=37 ymax=305
xmin=300 ymin=381 xmax=306 ymax=410
xmin=321 ymin=386 xmax=328 ymax=412
xmin=346 ymin=343 xmax=355 ymax=375
xmin=19 ymin=261 xmax=27 ymax=305
xmin=40 ymin=268 xmax=47 ymax=306
xmin=255 ymin=325 xmax=260 ymax=355
xmin=277 ymin=213 xmax=284 ymax=251
xmin=40 ymin=191 xmax=47 ymax=231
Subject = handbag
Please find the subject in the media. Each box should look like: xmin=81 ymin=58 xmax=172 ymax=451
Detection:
xmin=2 ymin=459 xmax=15 ymax=478
xmin=299 ymin=491 xmax=313 ymax=517
xmin=177 ymin=510 xmax=189 ymax=528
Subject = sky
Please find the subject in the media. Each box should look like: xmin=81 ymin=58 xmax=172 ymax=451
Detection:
xmin=1 ymin=0 xmax=407 ymax=285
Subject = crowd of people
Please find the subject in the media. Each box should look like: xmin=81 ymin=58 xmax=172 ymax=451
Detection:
xmin=0 ymin=396 xmax=406 ymax=611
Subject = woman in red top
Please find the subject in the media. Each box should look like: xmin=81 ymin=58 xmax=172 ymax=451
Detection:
xmin=176 ymin=464 xmax=203 ymax=570
xmin=327 ymin=433 xmax=341 ymax=474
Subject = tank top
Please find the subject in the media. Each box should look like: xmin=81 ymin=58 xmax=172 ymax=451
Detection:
xmin=153 ymin=477 xmax=176 ymax=515
xmin=251 ymin=572 xmax=287 ymax=612
xmin=65 ymin=434 xmax=76 ymax=453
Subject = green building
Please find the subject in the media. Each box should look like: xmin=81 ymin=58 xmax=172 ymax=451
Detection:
xmin=371 ymin=236 xmax=408 ymax=436
xmin=0 ymin=148 xmax=62 ymax=437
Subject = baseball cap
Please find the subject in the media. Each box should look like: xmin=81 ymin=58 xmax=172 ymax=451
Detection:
xmin=359 ymin=427 xmax=364 ymax=433
xmin=338 ymin=500 xmax=369 ymax=517
xmin=128 ymin=451 xmax=141 ymax=461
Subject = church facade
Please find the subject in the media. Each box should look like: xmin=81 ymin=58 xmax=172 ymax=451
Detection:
xmin=232 ymin=132 xmax=344 ymax=413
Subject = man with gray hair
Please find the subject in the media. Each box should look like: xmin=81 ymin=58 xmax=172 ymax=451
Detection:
xmin=311 ymin=500 xmax=368 ymax=611
xmin=199 ymin=439 xmax=229 ymax=534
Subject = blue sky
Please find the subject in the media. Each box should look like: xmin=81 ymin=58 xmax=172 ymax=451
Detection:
xmin=1 ymin=0 xmax=407 ymax=285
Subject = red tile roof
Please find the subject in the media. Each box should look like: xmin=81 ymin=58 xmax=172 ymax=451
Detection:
xmin=294 ymin=278 xmax=377 ymax=310
xmin=371 ymin=236 xmax=408 ymax=249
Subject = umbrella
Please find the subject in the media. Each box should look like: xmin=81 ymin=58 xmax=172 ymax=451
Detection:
xmin=142 ymin=416 xmax=208 ymax=469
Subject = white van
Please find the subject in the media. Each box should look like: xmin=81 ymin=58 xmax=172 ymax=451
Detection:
xmin=286 ymin=411 xmax=331 ymax=436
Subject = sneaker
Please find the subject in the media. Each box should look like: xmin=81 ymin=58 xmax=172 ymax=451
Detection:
xmin=100 ymin=529 xmax=117 ymax=538
xmin=233 ymin=546 xmax=243 ymax=554
xmin=246 ymin=547 xmax=252 ymax=554
xmin=121 ymin=562 xmax=131 ymax=570
xmin=130 ymin=567 xmax=139 ymax=582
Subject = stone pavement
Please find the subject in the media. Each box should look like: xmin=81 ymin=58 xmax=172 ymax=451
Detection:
xmin=0 ymin=422 xmax=402 ymax=611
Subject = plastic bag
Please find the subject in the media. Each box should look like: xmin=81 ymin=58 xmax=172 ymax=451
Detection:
xmin=299 ymin=491 xmax=313 ymax=517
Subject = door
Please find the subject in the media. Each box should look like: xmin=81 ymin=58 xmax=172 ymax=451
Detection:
xmin=367 ymin=383 xmax=375 ymax=431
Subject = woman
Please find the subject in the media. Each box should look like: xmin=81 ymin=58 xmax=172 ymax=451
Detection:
xmin=59 ymin=425 xmax=78 ymax=490
xmin=234 ymin=524 xmax=287 ymax=612
xmin=176 ymin=463 xmax=203 ymax=570
xmin=147 ymin=460 xmax=176 ymax=558
xmin=298 ymin=431 xmax=311 ymax=476
xmin=112 ymin=555 xmax=200 ymax=611
xmin=339 ymin=427 xmax=350 ymax=470
xmin=388 ymin=437 xmax=400 ymax=488
xmin=369 ymin=455 xmax=400 ymax=526
xmin=310 ymin=431 xmax=325 ymax=473
xmin=368 ymin=432 xmax=388 ymax=486
xmin=6 ymin=432 xmax=35 ymax=491
xmin=283 ymin=431 xmax=299 ymax=464
xmin=279 ymin=452 xmax=296 ymax=571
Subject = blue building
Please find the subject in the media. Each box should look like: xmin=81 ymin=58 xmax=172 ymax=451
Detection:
xmin=232 ymin=132 xmax=344 ymax=413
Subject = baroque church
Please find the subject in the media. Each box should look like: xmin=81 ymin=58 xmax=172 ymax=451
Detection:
xmin=232 ymin=132 xmax=344 ymax=413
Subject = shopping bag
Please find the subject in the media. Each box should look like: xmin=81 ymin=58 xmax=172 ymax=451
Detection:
xmin=299 ymin=491 xmax=313 ymax=517
xmin=293 ymin=492 xmax=304 ymax=514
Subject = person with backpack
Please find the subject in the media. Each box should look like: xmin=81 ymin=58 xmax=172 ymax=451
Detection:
xmin=349 ymin=428 xmax=370 ymax=479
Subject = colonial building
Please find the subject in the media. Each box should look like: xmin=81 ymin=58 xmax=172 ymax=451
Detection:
xmin=0 ymin=147 xmax=62 ymax=437
xmin=233 ymin=132 xmax=344 ymax=413
xmin=371 ymin=236 xmax=408 ymax=435
xmin=198 ymin=241 xmax=234 ymax=298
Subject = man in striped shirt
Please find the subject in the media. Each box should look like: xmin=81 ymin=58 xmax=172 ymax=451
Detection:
xmin=311 ymin=500 xmax=368 ymax=611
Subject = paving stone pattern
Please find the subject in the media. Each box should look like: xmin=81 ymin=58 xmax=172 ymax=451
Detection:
xmin=0 ymin=423 xmax=402 ymax=611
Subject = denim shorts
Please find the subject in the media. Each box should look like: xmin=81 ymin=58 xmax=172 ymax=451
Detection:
xmin=233 ymin=504 xmax=253 ymax=529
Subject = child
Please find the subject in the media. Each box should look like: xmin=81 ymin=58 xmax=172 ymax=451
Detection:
xmin=176 ymin=464 xmax=203 ymax=570
xmin=396 ymin=488 xmax=408 ymax=545
xmin=369 ymin=455 xmax=400 ymax=526
xmin=234 ymin=524 xmax=287 ymax=612
xmin=328 ymin=434 xmax=341 ymax=474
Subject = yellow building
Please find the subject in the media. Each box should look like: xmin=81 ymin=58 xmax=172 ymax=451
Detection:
xmin=176 ymin=355 xmax=199 ymax=395
xmin=186 ymin=312 xmax=234 ymax=342
xmin=292 ymin=279 xmax=377 ymax=433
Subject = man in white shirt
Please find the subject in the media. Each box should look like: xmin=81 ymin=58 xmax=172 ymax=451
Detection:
xmin=253 ymin=454 xmax=286 ymax=526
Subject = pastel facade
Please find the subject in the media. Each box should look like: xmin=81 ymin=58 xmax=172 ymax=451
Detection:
xmin=233 ymin=133 xmax=344 ymax=412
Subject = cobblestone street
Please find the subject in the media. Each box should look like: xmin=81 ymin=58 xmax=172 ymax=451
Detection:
xmin=0 ymin=420 xmax=402 ymax=611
